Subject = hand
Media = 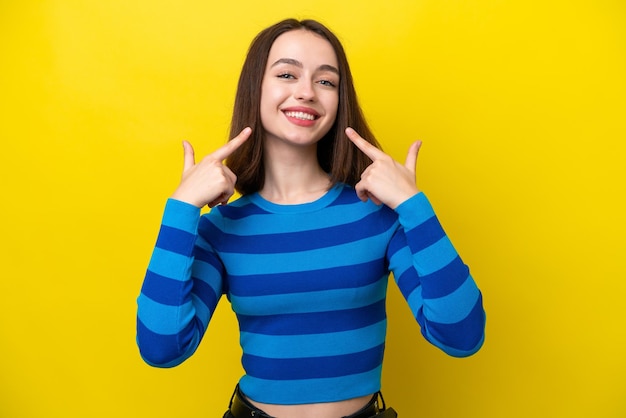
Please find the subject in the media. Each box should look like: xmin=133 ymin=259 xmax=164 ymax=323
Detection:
xmin=346 ymin=127 xmax=422 ymax=209
xmin=170 ymin=127 xmax=252 ymax=208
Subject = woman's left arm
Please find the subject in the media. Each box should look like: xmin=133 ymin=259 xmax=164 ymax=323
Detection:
xmin=390 ymin=193 xmax=486 ymax=357
xmin=347 ymin=128 xmax=486 ymax=356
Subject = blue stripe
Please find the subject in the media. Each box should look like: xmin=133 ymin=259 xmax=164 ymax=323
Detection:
xmin=327 ymin=186 xmax=362 ymax=207
xmin=141 ymin=270 xmax=192 ymax=306
xmin=386 ymin=225 xmax=408 ymax=261
xmin=413 ymin=235 xmax=458 ymax=276
xmin=136 ymin=318 xmax=200 ymax=367
xmin=214 ymin=200 xmax=393 ymax=237
xmin=205 ymin=188 xmax=390 ymax=236
xmin=190 ymin=294 xmax=211 ymax=330
xmin=214 ymin=201 xmax=268 ymax=220
xmin=136 ymin=293 xmax=194 ymax=335
xmin=422 ymin=275 xmax=480 ymax=324
xmin=161 ymin=199 xmax=200 ymax=232
xmin=387 ymin=232 xmax=414 ymax=282
xmin=231 ymin=279 xmax=387 ymax=316
xmin=147 ymin=247 xmax=191 ymax=281
xmin=136 ymin=319 xmax=185 ymax=367
xmin=419 ymin=256 xmax=470 ymax=299
xmin=190 ymin=276 xmax=220 ymax=317
xmin=193 ymin=242 xmax=223 ymax=266
xmin=406 ymin=285 xmax=424 ymax=318
xmin=205 ymin=211 xmax=394 ymax=254
xmin=242 ymin=344 xmax=385 ymax=380
xmin=395 ymin=257 xmax=470 ymax=301
xmin=394 ymin=266 xmax=420 ymax=301
xmin=240 ymin=320 xmax=386 ymax=359
xmin=237 ymin=299 xmax=386 ymax=335
xmin=155 ymin=225 xmax=196 ymax=254
xmin=239 ymin=366 xmax=382 ymax=404
xmin=420 ymin=294 xmax=486 ymax=352
xmin=220 ymin=236 xmax=388 ymax=276
xmin=217 ymin=204 xmax=380 ymax=235
xmin=396 ymin=192 xmax=435 ymax=228
xmin=404 ymin=216 xmax=446 ymax=253
xmin=191 ymin=260 xmax=223 ymax=294
xmin=228 ymin=259 xmax=385 ymax=296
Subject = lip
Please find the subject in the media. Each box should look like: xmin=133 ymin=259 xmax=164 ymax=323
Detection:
xmin=281 ymin=106 xmax=321 ymax=117
xmin=281 ymin=106 xmax=321 ymax=127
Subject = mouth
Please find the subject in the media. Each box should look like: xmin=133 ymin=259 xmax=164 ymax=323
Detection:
xmin=283 ymin=110 xmax=318 ymax=121
xmin=281 ymin=107 xmax=321 ymax=123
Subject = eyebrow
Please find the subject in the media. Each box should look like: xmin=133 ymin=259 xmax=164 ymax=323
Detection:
xmin=271 ymin=58 xmax=339 ymax=75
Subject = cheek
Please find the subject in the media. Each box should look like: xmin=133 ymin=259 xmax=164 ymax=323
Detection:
xmin=259 ymin=85 xmax=277 ymax=123
xmin=326 ymin=95 xmax=339 ymax=122
xmin=260 ymin=82 xmax=285 ymax=112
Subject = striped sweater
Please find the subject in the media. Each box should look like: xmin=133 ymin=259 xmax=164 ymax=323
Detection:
xmin=136 ymin=183 xmax=485 ymax=404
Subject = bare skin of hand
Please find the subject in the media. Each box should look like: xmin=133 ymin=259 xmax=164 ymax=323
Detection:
xmin=345 ymin=127 xmax=422 ymax=209
xmin=170 ymin=127 xmax=252 ymax=208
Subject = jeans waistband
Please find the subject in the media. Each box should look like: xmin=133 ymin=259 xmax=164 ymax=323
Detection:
xmin=227 ymin=385 xmax=386 ymax=418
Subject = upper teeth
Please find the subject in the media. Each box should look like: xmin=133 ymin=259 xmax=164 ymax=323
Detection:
xmin=285 ymin=111 xmax=316 ymax=120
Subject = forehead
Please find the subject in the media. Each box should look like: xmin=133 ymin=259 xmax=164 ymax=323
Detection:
xmin=267 ymin=30 xmax=338 ymax=68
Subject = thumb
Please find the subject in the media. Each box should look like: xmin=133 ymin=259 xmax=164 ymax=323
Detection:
xmin=405 ymin=140 xmax=422 ymax=173
xmin=182 ymin=140 xmax=195 ymax=172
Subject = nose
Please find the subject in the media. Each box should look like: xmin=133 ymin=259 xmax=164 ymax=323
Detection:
xmin=295 ymin=80 xmax=316 ymax=101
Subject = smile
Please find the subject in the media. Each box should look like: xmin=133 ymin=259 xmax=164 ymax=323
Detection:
xmin=283 ymin=111 xmax=318 ymax=121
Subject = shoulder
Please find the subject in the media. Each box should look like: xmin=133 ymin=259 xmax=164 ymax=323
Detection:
xmin=335 ymin=182 xmax=396 ymax=209
xmin=330 ymin=183 xmax=398 ymax=226
xmin=198 ymin=195 xmax=265 ymax=238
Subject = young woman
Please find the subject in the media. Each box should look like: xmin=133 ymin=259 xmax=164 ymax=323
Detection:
xmin=136 ymin=18 xmax=486 ymax=418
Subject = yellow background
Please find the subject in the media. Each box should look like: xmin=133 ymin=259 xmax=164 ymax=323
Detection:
xmin=1 ymin=1 xmax=625 ymax=417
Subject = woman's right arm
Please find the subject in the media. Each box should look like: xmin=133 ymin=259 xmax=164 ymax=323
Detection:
xmin=135 ymin=128 xmax=251 ymax=367
xmin=136 ymin=198 xmax=215 ymax=367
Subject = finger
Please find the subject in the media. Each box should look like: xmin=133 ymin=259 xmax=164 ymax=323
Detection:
xmin=224 ymin=166 xmax=237 ymax=186
xmin=182 ymin=140 xmax=195 ymax=172
xmin=404 ymin=140 xmax=422 ymax=173
xmin=209 ymin=187 xmax=234 ymax=208
xmin=367 ymin=192 xmax=382 ymax=206
xmin=209 ymin=168 xmax=237 ymax=208
xmin=212 ymin=127 xmax=252 ymax=161
xmin=208 ymin=193 xmax=229 ymax=208
xmin=345 ymin=127 xmax=386 ymax=161
xmin=355 ymin=183 xmax=382 ymax=205
xmin=354 ymin=184 xmax=368 ymax=203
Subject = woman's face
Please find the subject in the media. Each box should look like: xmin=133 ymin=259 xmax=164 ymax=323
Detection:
xmin=260 ymin=29 xmax=339 ymax=150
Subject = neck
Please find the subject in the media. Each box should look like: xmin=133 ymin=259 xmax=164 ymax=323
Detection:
xmin=261 ymin=141 xmax=331 ymax=205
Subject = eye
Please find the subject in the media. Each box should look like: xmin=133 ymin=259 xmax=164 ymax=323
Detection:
xmin=277 ymin=72 xmax=296 ymax=80
xmin=318 ymin=79 xmax=337 ymax=88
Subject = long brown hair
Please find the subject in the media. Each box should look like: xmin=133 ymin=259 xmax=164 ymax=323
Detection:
xmin=226 ymin=18 xmax=381 ymax=196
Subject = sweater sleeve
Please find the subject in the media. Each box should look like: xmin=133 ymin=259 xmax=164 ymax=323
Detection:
xmin=136 ymin=199 xmax=225 ymax=367
xmin=388 ymin=192 xmax=486 ymax=357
